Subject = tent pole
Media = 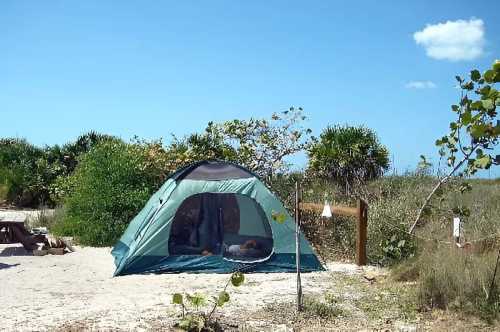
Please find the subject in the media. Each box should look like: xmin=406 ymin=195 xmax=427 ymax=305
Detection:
xmin=295 ymin=181 xmax=303 ymax=311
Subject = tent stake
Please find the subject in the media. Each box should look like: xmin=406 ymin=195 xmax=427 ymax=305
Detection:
xmin=295 ymin=181 xmax=303 ymax=311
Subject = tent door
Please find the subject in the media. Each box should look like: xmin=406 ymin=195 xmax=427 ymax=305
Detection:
xmin=168 ymin=193 xmax=273 ymax=261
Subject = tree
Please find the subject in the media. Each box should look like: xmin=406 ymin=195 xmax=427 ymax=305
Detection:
xmin=218 ymin=107 xmax=312 ymax=179
xmin=53 ymin=131 xmax=117 ymax=174
xmin=159 ymin=107 xmax=312 ymax=181
xmin=410 ymin=60 xmax=500 ymax=233
xmin=307 ymin=125 xmax=390 ymax=193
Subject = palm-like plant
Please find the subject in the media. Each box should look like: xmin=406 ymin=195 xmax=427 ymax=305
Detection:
xmin=308 ymin=125 xmax=390 ymax=194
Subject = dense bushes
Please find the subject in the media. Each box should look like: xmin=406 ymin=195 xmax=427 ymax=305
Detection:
xmin=52 ymin=140 xmax=163 ymax=245
xmin=0 ymin=138 xmax=47 ymax=206
xmin=270 ymin=174 xmax=500 ymax=268
xmin=0 ymin=133 xmax=115 ymax=207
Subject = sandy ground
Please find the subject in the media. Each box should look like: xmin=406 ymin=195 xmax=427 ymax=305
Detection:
xmin=0 ymin=243 xmax=371 ymax=331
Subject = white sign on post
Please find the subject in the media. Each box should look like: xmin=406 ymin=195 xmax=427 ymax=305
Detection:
xmin=321 ymin=201 xmax=332 ymax=218
xmin=453 ymin=217 xmax=461 ymax=238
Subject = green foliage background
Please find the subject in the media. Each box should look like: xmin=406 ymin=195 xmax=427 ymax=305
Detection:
xmin=52 ymin=140 xmax=161 ymax=245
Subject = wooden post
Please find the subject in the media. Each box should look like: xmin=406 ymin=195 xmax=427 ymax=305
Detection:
xmin=295 ymin=181 xmax=303 ymax=311
xmin=356 ymin=199 xmax=368 ymax=266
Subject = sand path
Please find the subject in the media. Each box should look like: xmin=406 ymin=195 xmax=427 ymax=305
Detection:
xmin=0 ymin=244 xmax=367 ymax=331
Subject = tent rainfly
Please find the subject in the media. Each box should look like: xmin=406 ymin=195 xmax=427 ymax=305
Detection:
xmin=111 ymin=160 xmax=324 ymax=276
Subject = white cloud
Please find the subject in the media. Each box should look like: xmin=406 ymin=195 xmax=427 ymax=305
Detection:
xmin=405 ymin=81 xmax=437 ymax=89
xmin=413 ymin=18 xmax=485 ymax=61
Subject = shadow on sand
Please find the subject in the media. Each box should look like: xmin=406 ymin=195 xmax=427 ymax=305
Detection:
xmin=0 ymin=245 xmax=33 ymax=257
xmin=0 ymin=262 xmax=21 ymax=270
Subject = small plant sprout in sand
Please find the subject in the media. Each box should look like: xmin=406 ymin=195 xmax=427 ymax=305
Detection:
xmin=171 ymin=271 xmax=245 ymax=332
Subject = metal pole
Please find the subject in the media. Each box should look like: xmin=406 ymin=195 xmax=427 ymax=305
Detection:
xmin=295 ymin=181 xmax=303 ymax=311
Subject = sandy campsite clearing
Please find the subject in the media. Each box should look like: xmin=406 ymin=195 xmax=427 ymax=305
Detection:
xmin=1 ymin=244 xmax=371 ymax=331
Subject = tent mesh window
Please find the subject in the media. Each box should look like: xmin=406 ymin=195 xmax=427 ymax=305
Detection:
xmin=168 ymin=193 xmax=273 ymax=261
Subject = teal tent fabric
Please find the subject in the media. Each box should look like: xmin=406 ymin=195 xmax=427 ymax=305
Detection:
xmin=111 ymin=161 xmax=324 ymax=276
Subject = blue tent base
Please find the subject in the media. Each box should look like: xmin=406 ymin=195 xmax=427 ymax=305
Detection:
xmin=116 ymin=253 xmax=325 ymax=276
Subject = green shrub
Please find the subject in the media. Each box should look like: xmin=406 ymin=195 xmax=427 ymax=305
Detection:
xmin=417 ymin=246 xmax=500 ymax=322
xmin=0 ymin=133 xmax=115 ymax=207
xmin=0 ymin=138 xmax=46 ymax=206
xmin=46 ymin=132 xmax=119 ymax=203
xmin=0 ymin=182 xmax=8 ymax=202
xmin=365 ymin=176 xmax=428 ymax=265
xmin=53 ymin=140 xmax=160 ymax=246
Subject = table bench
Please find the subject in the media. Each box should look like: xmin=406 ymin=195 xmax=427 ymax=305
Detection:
xmin=0 ymin=213 xmax=46 ymax=250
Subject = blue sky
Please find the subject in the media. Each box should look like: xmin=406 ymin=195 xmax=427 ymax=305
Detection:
xmin=1 ymin=1 xmax=499 ymax=176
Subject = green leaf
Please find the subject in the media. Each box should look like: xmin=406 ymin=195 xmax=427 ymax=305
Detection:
xmin=482 ymin=99 xmax=494 ymax=110
xmin=177 ymin=314 xmax=204 ymax=331
xmin=479 ymin=85 xmax=491 ymax=96
xmin=470 ymin=69 xmax=481 ymax=81
xmin=475 ymin=155 xmax=492 ymax=169
xmin=484 ymin=69 xmax=496 ymax=83
xmin=172 ymin=293 xmax=184 ymax=305
xmin=470 ymin=101 xmax=483 ymax=110
xmin=461 ymin=111 xmax=472 ymax=125
xmin=470 ymin=124 xmax=487 ymax=138
xmin=493 ymin=60 xmax=500 ymax=72
xmin=451 ymin=105 xmax=460 ymax=112
xmin=186 ymin=293 xmax=207 ymax=308
xmin=217 ymin=291 xmax=230 ymax=307
xmin=231 ymin=272 xmax=245 ymax=287
xmin=271 ymin=210 xmax=287 ymax=223
xmin=435 ymin=137 xmax=448 ymax=146
xmin=461 ymin=81 xmax=474 ymax=90
xmin=488 ymin=87 xmax=498 ymax=99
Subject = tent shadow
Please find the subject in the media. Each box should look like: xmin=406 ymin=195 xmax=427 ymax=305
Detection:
xmin=0 ymin=262 xmax=21 ymax=270
xmin=0 ymin=246 xmax=33 ymax=257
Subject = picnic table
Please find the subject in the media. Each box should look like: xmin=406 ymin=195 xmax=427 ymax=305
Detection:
xmin=0 ymin=212 xmax=46 ymax=250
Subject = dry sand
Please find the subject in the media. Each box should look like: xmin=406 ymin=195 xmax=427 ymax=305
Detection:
xmin=0 ymin=243 xmax=368 ymax=331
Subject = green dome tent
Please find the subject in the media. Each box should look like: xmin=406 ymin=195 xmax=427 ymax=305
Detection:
xmin=112 ymin=161 xmax=324 ymax=276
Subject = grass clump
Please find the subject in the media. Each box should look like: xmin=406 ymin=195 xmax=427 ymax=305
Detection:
xmin=261 ymin=294 xmax=347 ymax=326
xmin=417 ymin=245 xmax=500 ymax=323
xmin=302 ymin=294 xmax=346 ymax=320
xmin=29 ymin=206 xmax=65 ymax=231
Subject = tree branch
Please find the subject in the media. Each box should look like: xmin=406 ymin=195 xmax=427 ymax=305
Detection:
xmin=409 ymin=145 xmax=478 ymax=234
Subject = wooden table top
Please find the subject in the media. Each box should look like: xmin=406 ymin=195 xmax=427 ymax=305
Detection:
xmin=0 ymin=212 xmax=27 ymax=224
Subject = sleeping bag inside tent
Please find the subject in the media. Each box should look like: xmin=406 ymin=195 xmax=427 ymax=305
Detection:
xmin=111 ymin=161 xmax=324 ymax=276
